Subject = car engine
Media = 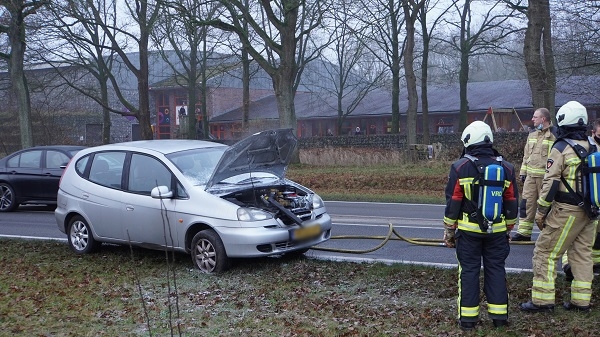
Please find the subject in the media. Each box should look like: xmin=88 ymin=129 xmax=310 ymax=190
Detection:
xmin=221 ymin=185 xmax=313 ymax=225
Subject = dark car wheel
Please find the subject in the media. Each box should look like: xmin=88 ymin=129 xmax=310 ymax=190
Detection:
xmin=68 ymin=215 xmax=98 ymax=254
xmin=191 ymin=230 xmax=229 ymax=274
xmin=0 ymin=183 xmax=18 ymax=212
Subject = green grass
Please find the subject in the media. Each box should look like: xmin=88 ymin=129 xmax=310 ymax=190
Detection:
xmin=1 ymin=239 xmax=599 ymax=336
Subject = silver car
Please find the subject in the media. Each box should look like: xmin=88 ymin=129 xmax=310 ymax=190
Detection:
xmin=55 ymin=129 xmax=332 ymax=273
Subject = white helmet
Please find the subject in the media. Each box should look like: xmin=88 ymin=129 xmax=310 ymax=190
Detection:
xmin=461 ymin=121 xmax=493 ymax=148
xmin=556 ymin=101 xmax=587 ymax=127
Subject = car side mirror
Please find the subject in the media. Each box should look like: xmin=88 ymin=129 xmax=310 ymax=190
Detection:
xmin=150 ymin=186 xmax=173 ymax=199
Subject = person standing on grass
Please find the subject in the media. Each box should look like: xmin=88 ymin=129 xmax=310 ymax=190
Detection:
xmin=561 ymin=118 xmax=600 ymax=281
xmin=520 ymin=101 xmax=597 ymax=313
xmin=443 ymin=121 xmax=519 ymax=331
xmin=513 ymin=108 xmax=557 ymax=241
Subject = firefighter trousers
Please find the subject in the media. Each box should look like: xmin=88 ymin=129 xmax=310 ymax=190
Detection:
xmin=517 ymin=175 xmax=544 ymax=237
xmin=531 ymin=202 xmax=597 ymax=307
xmin=455 ymin=229 xmax=510 ymax=322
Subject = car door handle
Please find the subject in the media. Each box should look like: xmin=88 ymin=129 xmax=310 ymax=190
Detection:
xmin=126 ymin=205 xmax=134 ymax=211
xmin=82 ymin=193 xmax=89 ymax=199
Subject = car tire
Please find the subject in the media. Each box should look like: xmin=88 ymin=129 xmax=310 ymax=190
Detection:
xmin=67 ymin=215 xmax=99 ymax=255
xmin=0 ymin=183 xmax=18 ymax=212
xmin=190 ymin=230 xmax=230 ymax=274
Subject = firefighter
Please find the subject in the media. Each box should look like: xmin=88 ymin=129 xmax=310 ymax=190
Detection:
xmin=513 ymin=108 xmax=556 ymax=241
xmin=443 ymin=121 xmax=519 ymax=330
xmin=520 ymin=101 xmax=598 ymax=313
xmin=562 ymin=118 xmax=600 ymax=280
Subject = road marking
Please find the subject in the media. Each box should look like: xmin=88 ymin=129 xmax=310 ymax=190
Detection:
xmin=0 ymin=234 xmax=66 ymax=241
xmin=310 ymin=255 xmax=533 ymax=274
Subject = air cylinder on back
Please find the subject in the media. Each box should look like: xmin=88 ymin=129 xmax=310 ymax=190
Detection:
xmin=479 ymin=164 xmax=505 ymax=223
xmin=587 ymin=152 xmax=600 ymax=208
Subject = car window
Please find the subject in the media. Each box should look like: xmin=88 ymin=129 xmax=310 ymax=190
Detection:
xmin=89 ymin=152 xmax=125 ymax=188
xmin=75 ymin=156 xmax=89 ymax=176
xmin=127 ymin=154 xmax=172 ymax=195
xmin=7 ymin=150 xmax=43 ymax=168
xmin=46 ymin=151 xmax=70 ymax=169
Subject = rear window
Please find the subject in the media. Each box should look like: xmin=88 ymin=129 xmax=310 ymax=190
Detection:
xmin=87 ymin=152 xmax=126 ymax=188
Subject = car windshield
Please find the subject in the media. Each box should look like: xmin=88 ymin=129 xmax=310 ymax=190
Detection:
xmin=167 ymin=147 xmax=227 ymax=185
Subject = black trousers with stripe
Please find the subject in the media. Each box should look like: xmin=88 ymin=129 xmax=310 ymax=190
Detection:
xmin=455 ymin=229 xmax=510 ymax=322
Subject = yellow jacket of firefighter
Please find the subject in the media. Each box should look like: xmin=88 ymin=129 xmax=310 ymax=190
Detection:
xmin=537 ymin=138 xmax=593 ymax=210
xmin=520 ymin=127 xmax=556 ymax=178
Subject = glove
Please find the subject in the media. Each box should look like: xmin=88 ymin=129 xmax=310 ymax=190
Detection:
xmin=534 ymin=210 xmax=546 ymax=231
xmin=443 ymin=223 xmax=456 ymax=248
xmin=520 ymin=175 xmax=526 ymax=183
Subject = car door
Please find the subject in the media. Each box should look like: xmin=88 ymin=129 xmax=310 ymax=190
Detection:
xmin=123 ymin=153 xmax=180 ymax=247
xmin=6 ymin=150 xmax=43 ymax=200
xmin=40 ymin=150 xmax=71 ymax=200
xmin=76 ymin=151 xmax=127 ymax=241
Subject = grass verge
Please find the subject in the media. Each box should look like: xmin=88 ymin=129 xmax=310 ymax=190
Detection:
xmin=1 ymin=239 xmax=599 ymax=336
xmin=287 ymin=163 xmax=450 ymax=204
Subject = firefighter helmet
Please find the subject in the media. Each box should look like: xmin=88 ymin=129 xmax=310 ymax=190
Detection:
xmin=461 ymin=121 xmax=493 ymax=148
xmin=556 ymin=101 xmax=587 ymax=127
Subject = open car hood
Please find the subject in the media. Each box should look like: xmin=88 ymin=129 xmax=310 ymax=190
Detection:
xmin=205 ymin=128 xmax=298 ymax=190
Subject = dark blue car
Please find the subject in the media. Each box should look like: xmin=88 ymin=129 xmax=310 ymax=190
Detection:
xmin=0 ymin=145 xmax=85 ymax=212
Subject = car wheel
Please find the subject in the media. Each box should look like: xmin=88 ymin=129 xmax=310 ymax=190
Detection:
xmin=0 ymin=183 xmax=18 ymax=212
xmin=67 ymin=215 xmax=98 ymax=255
xmin=191 ymin=230 xmax=230 ymax=274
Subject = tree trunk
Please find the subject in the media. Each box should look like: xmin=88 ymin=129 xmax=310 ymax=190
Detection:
xmin=8 ymin=7 xmax=33 ymax=148
xmin=137 ymin=15 xmax=153 ymax=141
xmin=390 ymin=0 xmax=402 ymax=134
xmin=458 ymin=0 xmax=471 ymax=132
xmin=420 ymin=5 xmax=430 ymax=145
xmin=524 ymin=0 xmax=556 ymax=116
xmin=403 ymin=0 xmax=420 ymax=145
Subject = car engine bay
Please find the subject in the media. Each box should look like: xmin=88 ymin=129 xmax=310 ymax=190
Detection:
xmin=222 ymin=185 xmax=314 ymax=225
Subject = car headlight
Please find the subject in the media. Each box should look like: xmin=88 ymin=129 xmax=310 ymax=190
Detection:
xmin=237 ymin=207 xmax=273 ymax=221
xmin=311 ymin=194 xmax=324 ymax=209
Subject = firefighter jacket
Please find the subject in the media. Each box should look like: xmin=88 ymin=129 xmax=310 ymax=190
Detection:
xmin=520 ymin=126 xmax=556 ymax=177
xmin=444 ymin=145 xmax=519 ymax=233
xmin=537 ymin=138 xmax=594 ymax=212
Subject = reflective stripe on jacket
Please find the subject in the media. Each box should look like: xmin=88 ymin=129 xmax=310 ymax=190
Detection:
xmin=520 ymin=127 xmax=556 ymax=177
xmin=444 ymin=147 xmax=519 ymax=234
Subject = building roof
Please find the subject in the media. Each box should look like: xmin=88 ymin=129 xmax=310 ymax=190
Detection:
xmin=212 ymin=76 xmax=600 ymax=122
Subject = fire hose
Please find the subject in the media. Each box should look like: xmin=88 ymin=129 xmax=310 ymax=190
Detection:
xmin=311 ymin=223 xmax=535 ymax=254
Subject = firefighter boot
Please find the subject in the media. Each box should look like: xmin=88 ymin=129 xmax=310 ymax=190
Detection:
xmin=563 ymin=263 xmax=574 ymax=282
xmin=511 ymin=233 xmax=531 ymax=241
xmin=519 ymin=301 xmax=555 ymax=313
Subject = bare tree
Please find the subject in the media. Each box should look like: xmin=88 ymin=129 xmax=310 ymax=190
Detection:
xmin=441 ymin=0 xmax=523 ymax=131
xmin=33 ymin=0 xmax=118 ymax=144
xmin=154 ymin=1 xmax=229 ymax=139
xmin=86 ymin=0 xmax=162 ymax=140
xmin=315 ymin=0 xmax=385 ymax=136
xmin=402 ymin=0 xmax=425 ymax=144
xmin=354 ymin=0 xmax=405 ymax=134
xmin=523 ymin=0 xmax=555 ymax=114
xmin=553 ymin=1 xmax=600 ymax=76
xmin=201 ymin=0 xmax=331 ymax=132
xmin=0 ymin=0 xmax=47 ymax=148
xmin=418 ymin=0 xmax=455 ymax=144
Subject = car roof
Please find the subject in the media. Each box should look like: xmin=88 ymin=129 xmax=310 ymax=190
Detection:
xmin=82 ymin=139 xmax=227 ymax=155
xmin=20 ymin=145 xmax=86 ymax=150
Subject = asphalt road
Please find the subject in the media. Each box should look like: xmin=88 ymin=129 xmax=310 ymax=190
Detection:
xmin=0 ymin=201 xmax=537 ymax=272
